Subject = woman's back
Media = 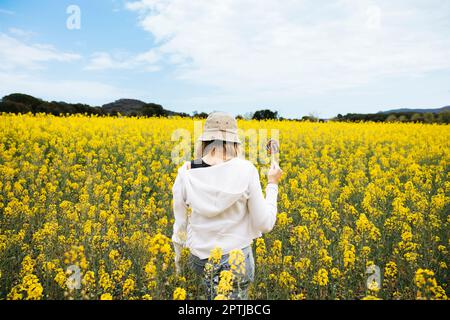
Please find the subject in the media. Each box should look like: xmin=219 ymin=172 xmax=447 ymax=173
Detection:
xmin=172 ymin=157 xmax=278 ymax=259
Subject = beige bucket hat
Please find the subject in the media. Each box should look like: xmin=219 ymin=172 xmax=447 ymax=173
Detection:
xmin=198 ymin=112 xmax=241 ymax=144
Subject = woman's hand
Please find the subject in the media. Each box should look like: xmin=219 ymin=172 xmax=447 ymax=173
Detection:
xmin=268 ymin=163 xmax=283 ymax=185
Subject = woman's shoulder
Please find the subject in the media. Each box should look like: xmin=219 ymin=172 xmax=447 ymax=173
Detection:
xmin=176 ymin=161 xmax=191 ymax=174
xmin=232 ymin=157 xmax=258 ymax=172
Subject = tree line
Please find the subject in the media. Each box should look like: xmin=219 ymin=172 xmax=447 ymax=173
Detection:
xmin=0 ymin=93 xmax=190 ymax=118
xmin=335 ymin=112 xmax=450 ymax=124
xmin=1 ymin=93 xmax=448 ymax=124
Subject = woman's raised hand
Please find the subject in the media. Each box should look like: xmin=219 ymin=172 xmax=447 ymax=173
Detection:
xmin=268 ymin=163 xmax=283 ymax=185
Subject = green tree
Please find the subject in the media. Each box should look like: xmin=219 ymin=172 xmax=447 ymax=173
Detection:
xmin=398 ymin=115 xmax=408 ymax=122
xmin=411 ymin=113 xmax=423 ymax=123
xmin=192 ymin=111 xmax=209 ymax=119
xmin=141 ymin=103 xmax=165 ymax=117
xmin=423 ymin=113 xmax=435 ymax=124
xmin=437 ymin=111 xmax=450 ymax=124
xmin=386 ymin=114 xmax=398 ymax=122
xmin=252 ymin=109 xmax=278 ymax=120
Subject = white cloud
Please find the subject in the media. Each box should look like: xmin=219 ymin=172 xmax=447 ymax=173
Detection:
xmin=0 ymin=33 xmax=81 ymax=71
xmin=85 ymin=50 xmax=160 ymax=71
xmin=85 ymin=52 xmax=128 ymax=70
xmin=0 ymin=29 xmax=154 ymax=105
xmin=126 ymin=0 xmax=450 ymax=97
xmin=0 ymin=72 xmax=141 ymax=106
xmin=0 ymin=32 xmax=133 ymax=105
xmin=8 ymin=28 xmax=37 ymax=38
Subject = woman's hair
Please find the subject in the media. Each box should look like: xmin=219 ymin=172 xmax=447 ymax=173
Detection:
xmin=196 ymin=140 xmax=241 ymax=160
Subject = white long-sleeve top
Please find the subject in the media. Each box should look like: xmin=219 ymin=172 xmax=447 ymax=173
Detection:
xmin=172 ymin=157 xmax=278 ymax=260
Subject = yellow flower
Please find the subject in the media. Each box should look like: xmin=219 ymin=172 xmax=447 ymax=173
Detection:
xmin=54 ymin=268 xmax=67 ymax=289
xmin=255 ymin=238 xmax=266 ymax=264
xmin=277 ymin=212 xmax=292 ymax=227
xmin=384 ymin=261 xmax=398 ymax=279
xmin=313 ymin=268 xmax=329 ymax=286
xmin=99 ymin=268 xmax=113 ymax=292
xmin=109 ymin=249 xmax=120 ymax=262
xmin=437 ymin=245 xmax=447 ymax=254
xmin=294 ymin=258 xmax=311 ymax=272
xmin=362 ymin=295 xmax=382 ymax=300
xmin=24 ymin=274 xmax=44 ymax=300
xmin=82 ymin=270 xmax=96 ymax=295
xmin=100 ymin=293 xmax=113 ymax=300
xmin=404 ymin=252 xmax=419 ymax=263
xmin=414 ymin=268 xmax=447 ymax=300
xmin=279 ymin=271 xmax=296 ymax=291
xmin=343 ymin=245 xmax=356 ymax=269
xmin=330 ymin=268 xmax=341 ymax=279
xmin=269 ymin=240 xmax=282 ymax=265
xmin=228 ymin=249 xmax=245 ymax=276
xmin=123 ymin=278 xmax=135 ymax=297
xmin=144 ymin=261 xmax=157 ymax=280
xmin=319 ymin=249 xmax=332 ymax=267
xmin=283 ymin=255 xmax=293 ymax=266
xmin=217 ymin=270 xmax=234 ymax=296
xmin=293 ymin=225 xmax=310 ymax=242
xmin=7 ymin=256 xmax=43 ymax=300
xmin=401 ymin=230 xmax=413 ymax=242
xmin=208 ymin=247 xmax=223 ymax=265
xmin=361 ymin=246 xmax=371 ymax=257
xmin=290 ymin=293 xmax=306 ymax=300
xmin=20 ymin=256 xmax=35 ymax=276
xmin=367 ymin=279 xmax=380 ymax=293
xmin=173 ymin=287 xmax=186 ymax=300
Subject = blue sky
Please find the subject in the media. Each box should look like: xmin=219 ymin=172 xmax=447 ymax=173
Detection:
xmin=0 ymin=0 xmax=449 ymax=118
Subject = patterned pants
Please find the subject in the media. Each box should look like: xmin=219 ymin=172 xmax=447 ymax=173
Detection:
xmin=189 ymin=246 xmax=255 ymax=300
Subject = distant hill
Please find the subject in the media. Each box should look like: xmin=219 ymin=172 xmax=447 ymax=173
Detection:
xmin=0 ymin=93 xmax=189 ymax=117
xmin=102 ymin=99 xmax=147 ymax=114
xmin=102 ymin=99 xmax=186 ymax=117
xmin=379 ymin=106 xmax=450 ymax=114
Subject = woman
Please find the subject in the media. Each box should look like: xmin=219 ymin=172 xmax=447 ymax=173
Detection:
xmin=172 ymin=112 xmax=283 ymax=299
